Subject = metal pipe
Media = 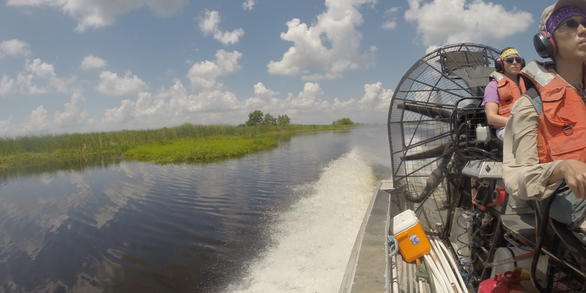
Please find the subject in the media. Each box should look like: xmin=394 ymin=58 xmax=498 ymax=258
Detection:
xmin=426 ymin=258 xmax=445 ymax=293
xmin=424 ymin=254 xmax=450 ymax=293
xmin=437 ymin=239 xmax=468 ymax=293
xmin=392 ymin=254 xmax=399 ymax=292
xmin=430 ymin=242 xmax=462 ymax=293
xmin=431 ymin=240 xmax=460 ymax=293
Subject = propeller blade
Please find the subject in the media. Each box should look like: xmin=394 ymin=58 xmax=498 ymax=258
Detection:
xmin=402 ymin=143 xmax=448 ymax=160
xmin=398 ymin=102 xmax=453 ymax=121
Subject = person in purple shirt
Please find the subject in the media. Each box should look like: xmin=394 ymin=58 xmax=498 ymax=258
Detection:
xmin=482 ymin=47 xmax=526 ymax=140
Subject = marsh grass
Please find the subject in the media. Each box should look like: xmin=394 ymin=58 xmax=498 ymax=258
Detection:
xmin=125 ymin=136 xmax=278 ymax=163
xmin=0 ymin=123 xmax=353 ymax=172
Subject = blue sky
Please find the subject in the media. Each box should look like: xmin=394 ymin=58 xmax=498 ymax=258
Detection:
xmin=0 ymin=0 xmax=555 ymax=136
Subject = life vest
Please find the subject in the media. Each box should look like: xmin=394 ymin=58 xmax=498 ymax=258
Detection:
xmin=489 ymin=71 xmax=527 ymax=117
xmin=520 ymin=61 xmax=586 ymax=163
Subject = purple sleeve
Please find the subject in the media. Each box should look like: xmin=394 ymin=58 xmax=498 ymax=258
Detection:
xmin=482 ymin=80 xmax=499 ymax=106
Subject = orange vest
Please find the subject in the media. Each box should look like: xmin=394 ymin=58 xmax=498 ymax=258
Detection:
xmin=490 ymin=72 xmax=526 ymax=117
xmin=520 ymin=61 xmax=586 ymax=163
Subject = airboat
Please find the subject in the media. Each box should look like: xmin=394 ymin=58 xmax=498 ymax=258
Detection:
xmin=340 ymin=43 xmax=586 ymax=293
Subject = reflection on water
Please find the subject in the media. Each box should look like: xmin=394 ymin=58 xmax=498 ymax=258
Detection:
xmin=0 ymin=157 xmax=122 ymax=185
xmin=0 ymin=126 xmax=390 ymax=292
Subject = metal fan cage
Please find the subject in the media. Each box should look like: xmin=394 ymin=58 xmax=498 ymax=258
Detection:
xmin=387 ymin=43 xmax=499 ymax=231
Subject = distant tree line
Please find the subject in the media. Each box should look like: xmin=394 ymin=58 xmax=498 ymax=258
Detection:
xmin=245 ymin=110 xmax=290 ymax=126
xmin=332 ymin=118 xmax=354 ymax=126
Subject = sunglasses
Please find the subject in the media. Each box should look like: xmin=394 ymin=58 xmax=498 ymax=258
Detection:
xmin=563 ymin=18 xmax=586 ymax=30
xmin=504 ymin=57 xmax=524 ymax=64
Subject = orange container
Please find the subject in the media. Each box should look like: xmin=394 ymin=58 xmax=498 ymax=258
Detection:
xmin=393 ymin=209 xmax=430 ymax=262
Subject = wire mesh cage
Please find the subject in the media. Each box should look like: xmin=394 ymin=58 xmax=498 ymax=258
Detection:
xmin=387 ymin=43 xmax=499 ymax=232
xmin=452 ymin=98 xmax=488 ymax=145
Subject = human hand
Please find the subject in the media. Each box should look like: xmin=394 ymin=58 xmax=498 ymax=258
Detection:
xmin=559 ymin=160 xmax=586 ymax=198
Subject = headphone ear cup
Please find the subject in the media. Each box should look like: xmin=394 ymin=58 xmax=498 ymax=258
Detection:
xmin=495 ymin=58 xmax=503 ymax=72
xmin=533 ymin=31 xmax=556 ymax=58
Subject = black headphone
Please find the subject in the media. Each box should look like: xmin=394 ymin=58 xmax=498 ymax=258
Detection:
xmin=494 ymin=47 xmax=526 ymax=72
xmin=533 ymin=31 xmax=558 ymax=58
xmin=494 ymin=57 xmax=504 ymax=72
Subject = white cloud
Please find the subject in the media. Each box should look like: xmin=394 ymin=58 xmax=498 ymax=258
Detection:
xmin=0 ymin=39 xmax=31 ymax=58
xmin=101 ymin=82 xmax=241 ymax=129
xmin=99 ymin=80 xmax=392 ymax=130
xmin=382 ymin=21 xmax=397 ymax=30
xmin=0 ymin=58 xmax=73 ymax=96
xmin=187 ymin=49 xmax=242 ymax=90
xmin=0 ymin=48 xmax=248 ymax=135
xmin=80 ymin=55 xmax=107 ymax=70
xmin=0 ymin=119 xmax=10 ymax=135
xmin=54 ymin=92 xmax=90 ymax=127
xmin=0 ymin=41 xmax=390 ymax=136
xmin=1 ymin=78 xmax=392 ymax=136
xmin=271 ymin=81 xmax=392 ymax=124
xmin=8 ymin=92 xmax=90 ymax=136
xmin=96 ymin=71 xmax=147 ymax=96
xmin=254 ymin=82 xmax=278 ymax=98
xmin=357 ymin=81 xmax=393 ymax=111
xmin=0 ymin=75 xmax=14 ymax=95
xmin=101 ymin=50 xmax=244 ymax=129
xmin=405 ymin=0 xmax=533 ymax=50
xmin=25 ymin=58 xmax=56 ymax=78
xmin=198 ymin=10 xmax=245 ymax=45
xmin=289 ymin=82 xmax=324 ymax=108
xmin=382 ymin=7 xmax=400 ymax=31
xmin=27 ymin=105 xmax=49 ymax=132
xmin=14 ymin=73 xmax=46 ymax=94
xmin=244 ymin=81 xmax=392 ymax=123
xmin=242 ymin=0 xmax=255 ymax=11
xmin=244 ymin=82 xmax=280 ymax=109
xmin=102 ymin=82 xmax=184 ymax=126
xmin=267 ymin=0 xmax=376 ymax=80
xmin=6 ymin=0 xmax=187 ymax=32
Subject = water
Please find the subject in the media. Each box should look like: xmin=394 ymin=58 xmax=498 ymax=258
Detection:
xmin=0 ymin=126 xmax=391 ymax=293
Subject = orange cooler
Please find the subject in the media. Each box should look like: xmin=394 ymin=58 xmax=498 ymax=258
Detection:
xmin=393 ymin=209 xmax=430 ymax=262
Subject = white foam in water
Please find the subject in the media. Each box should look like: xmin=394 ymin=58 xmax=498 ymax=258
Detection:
xmin=227 ymin=149 xmax=377 ymax=293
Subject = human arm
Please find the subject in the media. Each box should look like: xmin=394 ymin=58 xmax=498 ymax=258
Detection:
xmin=548 ymin=160 xmax=586 ymax=198
xmin=484 ymin=102 xmax=509 ymax=128
xmin=482 ymin=81 xmax=508 ymax=127
xmin=502 ymin=97 xmax=562 ymax=199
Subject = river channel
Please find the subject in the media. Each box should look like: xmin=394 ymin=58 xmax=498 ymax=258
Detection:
xmin=0 ymin=125 xmax=391 ymax=293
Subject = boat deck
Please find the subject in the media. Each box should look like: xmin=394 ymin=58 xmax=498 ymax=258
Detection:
xmin=339 ymin=181 xmax=393 ymax=293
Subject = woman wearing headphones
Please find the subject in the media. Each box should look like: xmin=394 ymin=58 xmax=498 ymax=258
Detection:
xmin=482 ymin=47 xmax=526 ymax=140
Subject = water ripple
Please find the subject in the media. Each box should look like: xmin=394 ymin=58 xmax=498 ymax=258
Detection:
xmin=0 ymin=126 xmax=390 ymax=293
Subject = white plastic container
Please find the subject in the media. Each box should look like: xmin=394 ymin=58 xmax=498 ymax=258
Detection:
xmin=476 ymin=124 xmax=489 ymax=142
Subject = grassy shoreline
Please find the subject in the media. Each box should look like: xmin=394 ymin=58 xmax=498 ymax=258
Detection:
xmin=125 ymin=135 xmax=278 ymax=163
xmin=0 ymin=124 xmax=354 ymax=173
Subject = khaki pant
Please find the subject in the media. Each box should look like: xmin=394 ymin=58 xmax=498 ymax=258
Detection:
xmin=550 ymin=183 xmax=586 ymax=231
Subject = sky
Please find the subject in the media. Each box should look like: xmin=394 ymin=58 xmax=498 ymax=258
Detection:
xmin=0 ymin=0 xmax=555 ymax=137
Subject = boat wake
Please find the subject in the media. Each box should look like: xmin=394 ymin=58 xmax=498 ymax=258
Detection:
xmin=226 ymin=148 xmax=377 ymax=293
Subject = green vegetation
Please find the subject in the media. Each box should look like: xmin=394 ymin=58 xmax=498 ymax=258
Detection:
xmin=333 ymin=118 xmax=355 ymax=126
xmin=0 ymin=118 xmax=354 ymax=174
xmin=245 ymin=110 xmax=290 ymax=126
xmin=277 ymin=114 xmax=290 ymax=126
xmin=246 ymin=110 xmax=264 ymax=126
xmin=126 ymin=136 xmax=278 ymax=164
